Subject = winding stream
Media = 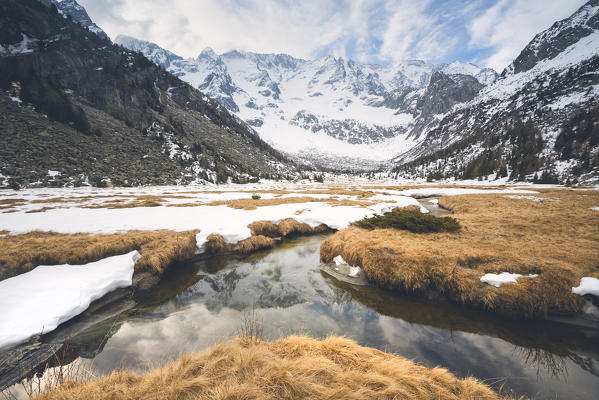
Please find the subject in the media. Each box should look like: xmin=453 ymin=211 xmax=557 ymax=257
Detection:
xmin=2 ymin=200 xmax=599 ymax=399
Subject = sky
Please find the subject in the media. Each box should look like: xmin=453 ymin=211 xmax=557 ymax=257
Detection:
xmin=79 ymin=0 xmax=587 ymax=72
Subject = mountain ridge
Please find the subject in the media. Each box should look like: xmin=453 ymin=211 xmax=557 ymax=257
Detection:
xmin=0 ymin=0 xmax=297 ymax=188
xmin=116 ymin=34 xmax=499 ymax=169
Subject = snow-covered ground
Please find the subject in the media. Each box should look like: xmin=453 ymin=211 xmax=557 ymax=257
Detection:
xmin=0 ymin=251 xmax=138 ymax=349
xmin=0 ymin=183 xmax=547 ymax=250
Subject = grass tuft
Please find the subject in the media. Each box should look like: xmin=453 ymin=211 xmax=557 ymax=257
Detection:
xmin=32 ymin=336 xmax=514 ymax=400
xmin=204 ymin=234 xmax=231 ymax=254
xmin=237 ymin=236 xmax=276 ymax=254
xmin=352 ymin=207 xmax=461 ymax=233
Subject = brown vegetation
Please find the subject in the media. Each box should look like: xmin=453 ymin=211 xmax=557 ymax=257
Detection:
xmin=206 ymin=196 xmax=373 ymax=210
xmin=249 ymin=219 xmax=332 ymax=239
xmin=0 ymin=230 xmax=199 ymax=281
xmin=204 ymin=234 xmax=232 ymax=254
xmin=321 ymin=189 xmax=599 ymax=318
xmin=33 ymin=336 xmax=512 ymax=400
xmin=237 ymin=235 xmax=276 ymax=254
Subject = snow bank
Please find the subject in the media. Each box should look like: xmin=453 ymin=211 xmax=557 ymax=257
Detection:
xmin=0 ymin=251 xmax=139 ymax=349
xmin=572 ymin=277 xmax=599 ymax=297
xmin=590 ymin=207 xmax=599 ymax=212
xmin=480 ymin=272 xmax=538 ymax=288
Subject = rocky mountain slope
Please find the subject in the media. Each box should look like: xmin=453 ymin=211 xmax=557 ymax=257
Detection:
xmin=0 ymin=0 xmax=296 ymax=188
xmin=393 ymin=0 xmax=599 ymax=183
xmin=116 ymin=35 xmax=498 ymax=169
xmin=39 ymin=0 xmax=109 ymax=41
xmin=115 ymin=1 xmax=599 ymax=182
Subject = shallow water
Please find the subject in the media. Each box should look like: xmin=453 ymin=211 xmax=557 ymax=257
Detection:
xmin=3 ymin=234 xmax=599 ymax=399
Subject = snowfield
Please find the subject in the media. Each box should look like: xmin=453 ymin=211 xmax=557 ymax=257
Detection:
xmin=0 ymin=251 xmax=138 ymax=349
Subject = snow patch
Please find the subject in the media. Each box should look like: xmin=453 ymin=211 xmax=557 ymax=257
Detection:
xmin=0 ymin=251 xmax=138 ymax=349
xmin=572 ymin=277 xmax=599 ymax=297
xmin=480 ymin=272 xmax=538 ymax=288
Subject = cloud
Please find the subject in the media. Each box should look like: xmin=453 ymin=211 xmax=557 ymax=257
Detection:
xmin=79 ymin=0 xmax=587 ymax=70
xmin=468 ymin=0 xmax=587 ymax=71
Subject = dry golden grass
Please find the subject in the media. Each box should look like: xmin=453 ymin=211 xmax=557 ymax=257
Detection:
xmin=204 ymin=234 xmax=232 ymax=254
xmin=237 ymin=235 xmax=276 ymax=254
xmin=249 ymin=219 xmax=332 ymax=239
xmin=206 ymin=196 xmax=374 ymax=210
xmin=0 ymin=230 xmax=199 ymax=281
xmin=248 ymin=221 xmax=281 ymax=237
xmin=278 ymin=218 xmax=315 ymax=237
xmin=321 ymin=189 xmax=599 ymax=318
xmin=33 ymin=336 xmax=513 ymax=400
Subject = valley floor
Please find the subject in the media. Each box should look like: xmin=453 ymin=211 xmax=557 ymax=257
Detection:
xmin=0 ymin=180 xmax=598 ymax=399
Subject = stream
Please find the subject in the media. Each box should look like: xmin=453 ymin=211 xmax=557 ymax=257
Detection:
xmin=1 ymin=200 xmax=598 ymax=399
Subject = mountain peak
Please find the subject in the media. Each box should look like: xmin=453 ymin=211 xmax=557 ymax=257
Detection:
xmin=198 ymin=47 xmax=217 ymax=59
xmin=508 ymin=0 xmax=599 ymax=74
xmin=38 ymin=0 xmax=109 ymax=41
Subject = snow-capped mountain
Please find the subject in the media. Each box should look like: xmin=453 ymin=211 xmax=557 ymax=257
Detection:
xmin=38 ymin=0 xmax=109 ymax=41
xmin=116 ymin=34 xmax=497 ymax=169
xmin=393 ymin=0 xmax=599 ymax=183
xmin=34 ymin=0 xmax=597 ymax=182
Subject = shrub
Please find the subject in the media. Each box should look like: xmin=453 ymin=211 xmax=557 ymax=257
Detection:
xmin=252 ymin=193 xmax=261 ymax=200
xmin=352 ymin=207 xmax=461 ymax=233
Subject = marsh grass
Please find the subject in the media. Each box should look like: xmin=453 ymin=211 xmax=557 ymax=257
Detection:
xmin=321 ymin=190 xmax=599 ymax=318
xmin=31 ymin=336 xmax=515 ymax=400
xmin=206 ymin=196 xmax=373 ymax=210
xmin=0 ymin=230 xmax=199 ymax=281
xmin=237 ymin=236 xmax=275 ymax=254
xmin=352 ymin=206 xmax=461 ymax=233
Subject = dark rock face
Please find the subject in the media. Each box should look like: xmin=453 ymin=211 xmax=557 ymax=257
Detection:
xmin=510 ymin=0 xmax=599 ymax=74
xmin=0 ymin=0 xmax=293 ymax=187
xmin=39 ymin=0 xmax=110 ymax=41
xmin=390 ymin=0 xmax=599 ymax=183
xmin=418 ymin=72 xmax=483 ymax=116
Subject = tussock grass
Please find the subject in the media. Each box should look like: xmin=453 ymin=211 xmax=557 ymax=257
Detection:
xmin=33 ymin=336 xmax=513 ymax=400
xmin=321 ymin=190 xmax=599 ymax=318
xmin=204 ymin=234 xmax=231 ymax=254
xmin=249 ymin=219 xmax=332 ymax=239
xmin=353 ymin=206 xmax=461 ymax=233
xmin=278 ymin=218 xmax=315 ymax=237
xmin=0 ymin=230 xmax=199 ymax=281
xmin=237 ymin=235 xmax=275 ymax=254
xmin=248 ymin=221 xmax=280 ymax=237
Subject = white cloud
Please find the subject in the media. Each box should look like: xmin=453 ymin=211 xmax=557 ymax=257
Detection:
xmin=79 ymin=0 xmax=588 ymax=70
xmin=468 ymin=0 xmax=587 ymax=71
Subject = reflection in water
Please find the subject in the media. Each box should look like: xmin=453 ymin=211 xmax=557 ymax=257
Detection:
xmin=2 ymin=234 xmax=599 ymax=399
